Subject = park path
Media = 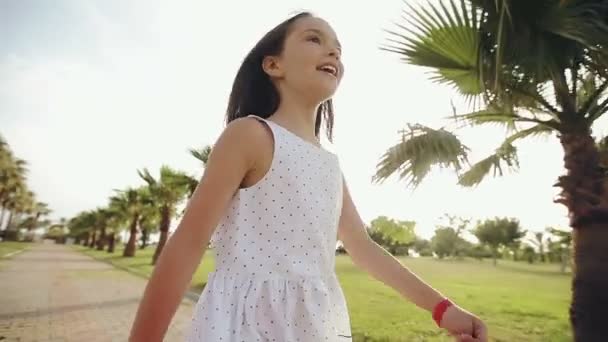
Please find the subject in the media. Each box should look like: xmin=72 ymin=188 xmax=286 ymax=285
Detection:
xmin=0 ymin=242 xmax=196 ymax=342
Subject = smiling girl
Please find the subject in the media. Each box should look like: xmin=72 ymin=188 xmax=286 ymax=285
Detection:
xmin=128 ymin=12 xmax=488 ymax=342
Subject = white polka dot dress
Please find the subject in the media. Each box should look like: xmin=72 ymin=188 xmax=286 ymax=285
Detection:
xmin=185 ymin=115 xmax=352 ymax=341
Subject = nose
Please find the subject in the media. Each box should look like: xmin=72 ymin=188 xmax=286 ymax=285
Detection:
xmin=328 ymin=46 xmax=341 ymax=60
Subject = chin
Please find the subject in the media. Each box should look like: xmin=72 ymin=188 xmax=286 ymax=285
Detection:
xmin=311 ymin=82 xmax=339 ymax=103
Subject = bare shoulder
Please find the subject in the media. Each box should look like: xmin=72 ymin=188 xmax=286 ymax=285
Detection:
xmin=224 ymin=116 xmax=272 ymax=144
xmin=223 ymin=116 xmax=274 ymax=187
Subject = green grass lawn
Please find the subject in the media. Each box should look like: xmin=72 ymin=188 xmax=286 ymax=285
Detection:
xmin=75 ymin=245 xmax=571 ymax=341
xmin=0 ymin=241 xmax=30 ymax=258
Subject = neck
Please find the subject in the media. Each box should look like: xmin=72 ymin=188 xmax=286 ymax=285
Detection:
xmin=271 ymin=90 xmax=320 ymax=142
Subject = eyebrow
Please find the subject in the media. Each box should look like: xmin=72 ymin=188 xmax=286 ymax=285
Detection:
xmin=303 ymin=28 xmax=342 ymax=50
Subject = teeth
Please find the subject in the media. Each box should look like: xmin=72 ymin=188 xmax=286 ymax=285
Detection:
xmin=320 ymin=65 xmax=337 ymax=76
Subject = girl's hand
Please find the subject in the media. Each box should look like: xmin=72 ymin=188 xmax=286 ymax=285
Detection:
xmin=440 ymin=305 xmax=488 ymax=342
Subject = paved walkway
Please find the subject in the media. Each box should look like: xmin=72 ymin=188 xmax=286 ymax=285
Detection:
xmin=0 ymin=243 xmax=196 ymax=341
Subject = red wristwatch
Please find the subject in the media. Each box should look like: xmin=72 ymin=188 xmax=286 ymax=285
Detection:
xmin=432 ymin=298 xmax=453 ymax=327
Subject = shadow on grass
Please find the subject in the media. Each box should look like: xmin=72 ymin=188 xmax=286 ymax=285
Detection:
xmin=0 ymin=297 xmax=141 ymax=320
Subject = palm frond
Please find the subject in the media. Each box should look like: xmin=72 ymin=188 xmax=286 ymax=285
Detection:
xmin=541 ymin=1 xmax=608 ymax=51
xmin=457 ymin=142 xmax=519 ymax=187
xmin=373 ymin=124 xmax=470 ymax=187
xmin=449 ymin=107 xmax=560 ymax=132
xmin=457 ymin=122 xmax=554 ymax=187
xmin=189 ymin=145 xmax=212 ymax=166
xmin=383 ymin=0 xmax=483 ymax=98
xmin=582 ymin=77 xmax=608 ymax=123
xmin=137 ymin=168 xmax=156 ymax=186
xmin=504 ymin=123 xmax=555 ymax=145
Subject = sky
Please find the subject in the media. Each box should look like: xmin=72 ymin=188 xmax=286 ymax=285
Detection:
xmin=1 ymin=0 xmax=593 ymax=239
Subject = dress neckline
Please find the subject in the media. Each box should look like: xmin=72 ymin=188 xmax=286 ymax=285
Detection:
xmin=265 ymin=120 xmax=336 ymax=157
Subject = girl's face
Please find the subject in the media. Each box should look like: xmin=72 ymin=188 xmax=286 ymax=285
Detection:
xmin=265 ymin=16 xmax=343 ymax=103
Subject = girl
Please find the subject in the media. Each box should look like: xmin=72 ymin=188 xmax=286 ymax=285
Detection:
xmin=129 ymin=12 xmax=488 ymax=342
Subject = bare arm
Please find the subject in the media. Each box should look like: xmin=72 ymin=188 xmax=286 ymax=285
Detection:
xmin=128 ymin=118 xmax=264 ymax=341
xmin=337 ymin=177 xmax=444 ymax=312
xmin=337 ymin=176 xmax=488 ymax=340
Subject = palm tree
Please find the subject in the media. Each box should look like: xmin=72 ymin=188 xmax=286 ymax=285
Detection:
xmin=26 ymin=202 xmax=51 ymax=232
xmin=189 ymin=145 xmax=212 ymax=165
xmin=67 ymin=211 xmax=97 ymax=246
xmin=4 ymin=189 xmax=35 ymax=238
xmin=375 ymin=1 xmax=608 ymax=339
xmin=105 ymin=201 xmax=128 ymax=253
xmin=92 ymin=208 xmax=112 ymax=251
xmin=548 ymin=226 xmax=573 ymax=273
xmin=110 ymin=187 xmax=149 ymax=257
xmin=138 ymin=204 xmax=159 ymax=250
xmin=138 ymin=166 xmax=191 ymax=264
xmin=1 ymin=160 xmax=29 ymax=231
xmin=528 ymin=232 xmax=547 ymax=263
xmin=186 ymin=145 xmax=212 ymax=196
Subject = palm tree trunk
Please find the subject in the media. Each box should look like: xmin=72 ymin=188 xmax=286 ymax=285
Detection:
xmin=539 ymin=245 xmax=545 ymax=263
xmin=88 ymin=230 xmax=97 ymax=248
xmin=0 ymin=207 xmax=6 ymax=229
xmin=96 ymin=226 xmax=106 ymax=251
xmin=557 ymin=131 xmax=608 ymax=341
xmin=5 ymin=211 xmax=13 ymax=231
xmin=29 ymin=212 xmax=41 ymax=231
xmin=107 ymin=232 xmax=115 ymax=253
xmin=140 ymin=227 xmax=149 ymax=249
xmin=570 ymin=225 xmax=608 ymax=342
xmin=123 ymin=214 xmax=139 ymax=257
xmin=152 ymin=206 xmax=171 ymax=265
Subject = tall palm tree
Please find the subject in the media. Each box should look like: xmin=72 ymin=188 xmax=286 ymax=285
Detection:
xmin=92 ymin=208 xmax=112 ymax=251
xmin=26 ymin=202 xmax=51 ymax=232
xmin=138 ymin=203 xmax=160 ymax=250
xmin=106 ymin=201 xmax=128 ymax=253
xmin=4 ymin=189 xmax=35 ymax=236
xmin=0 ymin=157 xmax=29 ymax=231
xmin=528 ymin=232 xmax=547 ymax=263
xmin=186 ymin=145 xmax=212 ymax=196
xmin=138 ymin=165 xmax=191 ymax=264
xmin=376 ymin=1 xmax=608 ymax=339
xmin=67 ymin=211 xmax=97 ymax=246
xmin=110 ymin=187 xmax=150 ymax=257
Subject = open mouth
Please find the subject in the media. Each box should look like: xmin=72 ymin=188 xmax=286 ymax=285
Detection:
xmin=317 ymin=64 xmax=338 ymax=77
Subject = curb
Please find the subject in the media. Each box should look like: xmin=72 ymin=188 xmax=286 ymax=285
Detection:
xmin=73 ymin=247 xmax=201 ymax=303
xmin=1 ymin=248 xmax=26 ymax=259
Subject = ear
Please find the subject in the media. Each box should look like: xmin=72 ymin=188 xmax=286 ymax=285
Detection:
xmin=262 ymin=55 xmax=284 ymax=78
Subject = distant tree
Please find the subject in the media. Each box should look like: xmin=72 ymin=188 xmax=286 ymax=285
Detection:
xmin=185 ymin=145 xmax=212 ymax=196
xmin=522 ymin=246 xmax=537 ymax=264
xmin=528 ymin=232 xmax=548 ymax=262
xmin=110 ymin=187 xmax=150 ymax=258
xmin=431 ymin=214 xmax=471 ymax=258
xmin=468 ymin=244 xmax=493 ymax=261
xmin=504 ymin=221 xmax=528 ymax=260
xmin=547 ymin=227 xmax=573 ymax=273
xmin=473 ymin=217 xmax=525 ymax=266
xmin=368 ymin=216 xmax=416 ymax=255
xmin=431 ymin=227 xmax=464 ymax=258
xmin=412 ymin=238 xmax=433 ymax=257
xmin=138 ymin=166 xmax=191 ymax=264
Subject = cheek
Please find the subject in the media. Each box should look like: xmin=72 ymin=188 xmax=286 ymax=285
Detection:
xmin=283 ymin=45 xmax=318 ymax=72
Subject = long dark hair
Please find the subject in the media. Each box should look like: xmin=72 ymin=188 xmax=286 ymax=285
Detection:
xmin=225 ymin=12 xmax=334 ymax=141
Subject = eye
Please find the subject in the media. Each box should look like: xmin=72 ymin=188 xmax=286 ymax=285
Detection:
xmin=307 ymin=35 xmax=321 ymax=44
